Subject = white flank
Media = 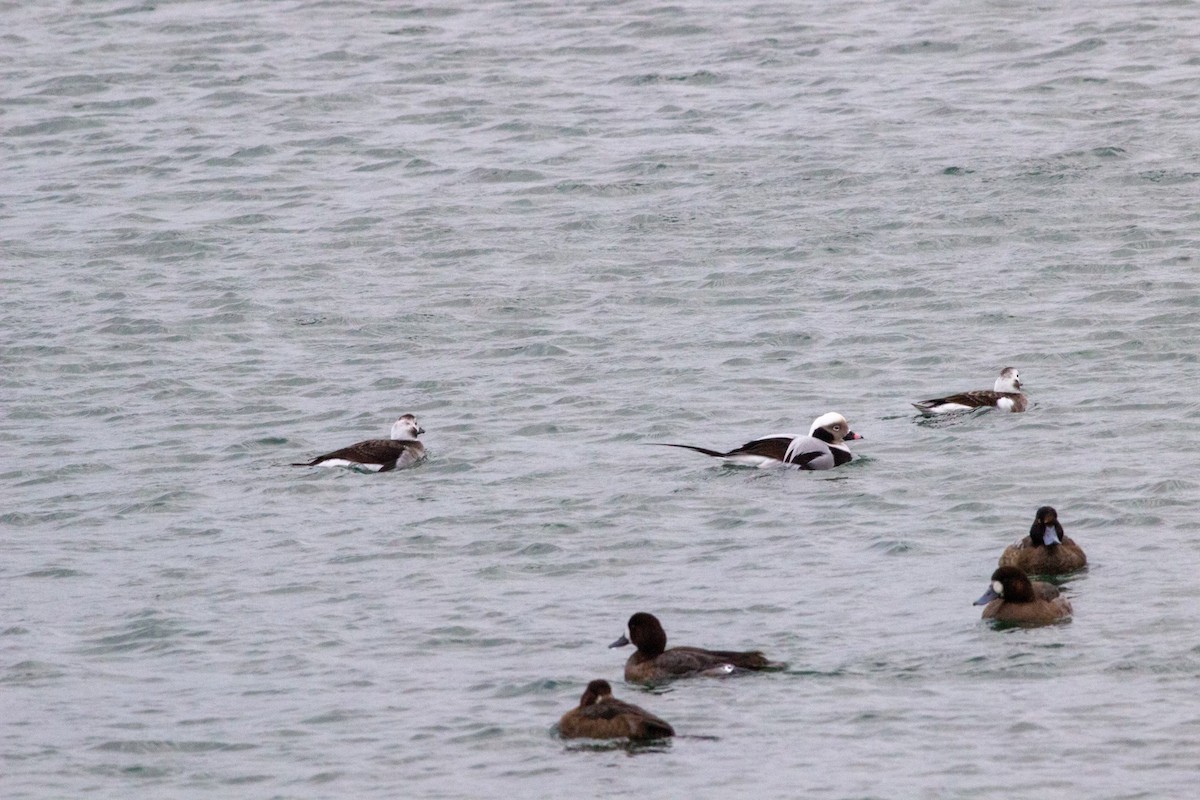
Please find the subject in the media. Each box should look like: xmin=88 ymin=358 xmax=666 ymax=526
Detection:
xmin=920 ymin=402 xmax=974 ymax=414
xmin=317 ymin=459 xmax=384 ymax=472
xmin=725 ymin=454 xmax=788 ymax=469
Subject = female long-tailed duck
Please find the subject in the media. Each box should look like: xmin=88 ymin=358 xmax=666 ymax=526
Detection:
xmin=609 ymin=612 xmax=785 ymax=684
xmin=912 ymin=367 xmax=1027 ymax=414
xmin=998 ymin=506 xmax=1087 ymax=575
xmin=557 ymin=679 xmax=674 ymax=741
xmin=974 ymin=566 xmax=1073 ymax=625
xmin=653 ymin=412 xmax=861 ymax=470
xmin=291 ymin=414 xmax=426 ymax=472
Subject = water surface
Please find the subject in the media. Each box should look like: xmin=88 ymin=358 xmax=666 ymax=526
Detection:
xmin=4 ymin=1 xmax=1200 ymax=797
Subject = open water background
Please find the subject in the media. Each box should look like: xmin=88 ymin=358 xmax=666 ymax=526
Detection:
xmin=4 ymin=1 xmax=1200 ymax=797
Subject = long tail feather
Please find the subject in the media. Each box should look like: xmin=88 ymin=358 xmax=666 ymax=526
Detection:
xmin=647 ymin=442 xmax=728 ymax=458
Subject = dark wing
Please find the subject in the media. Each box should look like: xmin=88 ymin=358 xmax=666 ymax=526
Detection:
xmin=724 ymin=436 xmax=796 ymax=462
xmin=659 ymin=646 xmax=779 ymax=675
xmin=677 ymin=646 xmax=781 ymax=671
xmin=912 ymin=391 xmax=998 ymax=410
xmin=299 ymin=439 xmax=412 ymax=467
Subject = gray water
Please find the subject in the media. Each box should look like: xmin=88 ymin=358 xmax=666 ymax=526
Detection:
xmin=4 ymin=0 xmax=1200 ymax=797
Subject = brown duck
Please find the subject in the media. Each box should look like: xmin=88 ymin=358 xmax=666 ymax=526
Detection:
xmin=557 ymin=680 xmax=674 ymax=740
xmin=974 ymin=566 xmax=1073 ymax=625
xmin=998 ymin=506 xmax=1087 ymax=575
xmin=610 ymin=612 xmax=784 ymax=684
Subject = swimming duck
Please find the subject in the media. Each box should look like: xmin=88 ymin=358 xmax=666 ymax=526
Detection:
xmin=557 ymin=679 xmax=674 ymax=741
xmin=912 ymin=367 xmax=1027 ymax=414
xmin=999 ymin=506 xmax=1087 ymax=575
xmin=610 ymin=612 xmax=784 ymax=684
xmin=291 ymin=414 xmax=426 ymax=472
xmin=974 ymin=566 xmax=1072 ymax=624
xmin=652 ymin=412 xmax=861 ymax=469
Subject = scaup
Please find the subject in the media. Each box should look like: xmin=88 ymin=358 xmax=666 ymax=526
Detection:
xmin=974 ymin=566 xmax=1072 ymax=625
xmin=610 ymin=612 xmax=784 ymax=684
xmin=999 ymin=506 xmax=1087 ymax=575
xmin=557 ymin=679 xmax=674 ymax=740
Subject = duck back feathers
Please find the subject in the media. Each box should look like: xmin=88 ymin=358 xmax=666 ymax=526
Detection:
xmin=557 ymin=680 xmax=674 ymax=740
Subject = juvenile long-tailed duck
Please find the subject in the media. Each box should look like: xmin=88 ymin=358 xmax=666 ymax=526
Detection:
xmin=912 ymin=367 xmax=1027 ymax=414
xmin=609 ymin=612 xmax=785 ymax=684
xmin=653 ymin=411 xmax=861 ymax=470
xmin=998 ymin=506 xmax=1087 ymax=575
xmin=974 ymin=566 xmax=1073 ymax=625
xmin=291 ymin=414 xmax=426 ymax=472
xmin=557 ymin=679 xmax=674 ymax=741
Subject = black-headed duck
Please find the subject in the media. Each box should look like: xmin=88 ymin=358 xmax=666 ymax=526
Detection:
xmin=610 ymin=612 xmax=784 ymax=684
xmin=974 ymin=566 xmax=1072 ymax=625
xmin=913 ymin=367 xmax=1027 ymax=414
xmin=999 ymin=506 xmax=1087 ymax=575
xmin=557 ymin=679 xmax=674 ymax=740
xmin=653 ymin=412 xmax=862 ymax=470
xmin=291 ymin=414 xmax=426 ymax=472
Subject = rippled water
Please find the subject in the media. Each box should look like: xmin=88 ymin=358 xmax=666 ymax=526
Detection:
xmin=4 ymin=1 xmax=1200 ymax=797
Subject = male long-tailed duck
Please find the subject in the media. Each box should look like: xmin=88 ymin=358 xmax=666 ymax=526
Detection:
xmin=912 ymin=367 xmax=1027 ymax=415
xmin=998 ymin=506 xmax=1087 ymax=575
xmin=609 ymin=612 xmax=785 ymax=684
xmin=291 ymin=414 xmax=426 ymax=472
xmin=653 ymin=411 xmax=861 ymax=469
xmin=557 ymin=679 xmax=674 ymax=741
xmin=974 ymin=566 xmax=1073 ymax=625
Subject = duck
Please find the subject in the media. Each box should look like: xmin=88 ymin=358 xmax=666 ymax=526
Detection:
xmin=999 ymin=506 xmax=1087 ymax=575
xmin=912 ymin=367 xmax=1027 ymax=414
xmin=610 ymin=612 xmax=785 ymax=684
xmin=974 ymin=566 xmax=1072 ymax=624
xmin=652 ymin=412 xmax=861 ymax=469
xmin=291 ymin=414 xmax=426 ymax=472
xmin=557 ymin=679 xmax=674 ymax=741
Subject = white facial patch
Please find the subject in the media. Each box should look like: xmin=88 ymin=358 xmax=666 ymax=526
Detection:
xmin=809 ymin=412 xmax=848 ymax=436
xmin=992 ymin=580 xmax=1004 ymax=597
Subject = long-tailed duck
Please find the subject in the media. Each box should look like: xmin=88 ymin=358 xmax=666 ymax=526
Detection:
xmin=653 ymin=411 xmax=861 ymax=469
xmin=557 ymin=679 xmax=674 ymax=741
xmin=609 ymin=612 xmax=785 ymax=684
xmin=974 ymin=566 xmax=1072 ymax=625
xmin=291 ymin=414 xmax=426 ymax=472
xmin=998 ymin=506 xmax=1087 ymax=575
xmin=912 ymin=367 xmax=1027 ymax=414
